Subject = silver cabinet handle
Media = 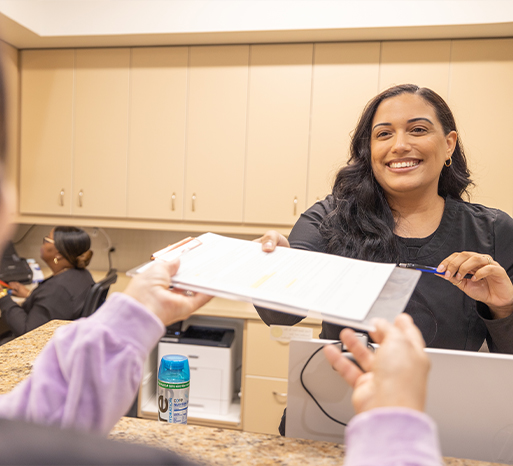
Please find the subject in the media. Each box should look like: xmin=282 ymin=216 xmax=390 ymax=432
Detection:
xmin=272 ymin=391 xmax=287 ymax=398
xmin=192 ymin=193 xmax=196 ymax=212
xmin=171 ymin=192 xmax=176 ymax=211
xmin=60 ymin=189 xmax=65 ymax=206
xmin=293 ymin=196 xmax=298 ymax=216
xmin=78 ymin=190 xmax=83 ymax=207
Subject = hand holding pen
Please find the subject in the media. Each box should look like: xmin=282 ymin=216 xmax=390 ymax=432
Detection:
xmin=400 ymin=252 xmax=513 ymax=320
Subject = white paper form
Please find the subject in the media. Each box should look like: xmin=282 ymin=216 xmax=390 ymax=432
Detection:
xmin=170 ymin=233 xmax=396 ymax=322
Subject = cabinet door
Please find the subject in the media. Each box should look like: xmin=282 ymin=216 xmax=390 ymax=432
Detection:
xmin=244 ymin=44 xmax=313 ymax=225
xmin=73 ymin=48 xmax=130 ymax=217
xmin=127 ymin=47 xmax=188 ymax=220
xmin=449 ymin=38 xmax=513 ymax=215
xmin=379 ymin=40 xmax=451 ymax=99
xmin=308 ymin=42 xmax=380 ymax=206
xmin=184 ymin=45 xmax=249 ymax=222
xmin=19 ymin=49 xmax=74 ymax=215
xmin=245 ymin=320 xmax=322 ymax=379
xmin=243 ymin=376 xmax=287 ymax=435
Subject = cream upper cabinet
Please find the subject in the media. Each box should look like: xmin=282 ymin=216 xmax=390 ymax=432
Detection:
xmin=184 ymin=45 xmax=249 ymax=223
xmin=73 ymin=48 xmax=130 ymax=217
xmin=379 ymin=40 xmax=451 ymax=99
xmin=127 ymin=47 xmax=188 ymax=220
xmin=18 ymin=39 xmax=513 ymax=230
xmin=244 ymin=44 xmax=313 ymax=226
xmin=20 ymin=49 xmax=74 ymax=215
xmin=307 ymin=42 xmax=380 ymax=206
xmin=449 ymin=38 xmax=513 ymax=216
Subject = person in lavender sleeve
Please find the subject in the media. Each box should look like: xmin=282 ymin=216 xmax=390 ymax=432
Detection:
xmin=0 ymin=259 xmax=211 ymax=435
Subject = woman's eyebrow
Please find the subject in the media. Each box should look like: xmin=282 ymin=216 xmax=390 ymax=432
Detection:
xmin=372 ymin=117 xmax=434 ymax=132
xmin=408 ymin=117 xmax=434 ymax=125
xmin=372 ymin=122 xmax=390 ymax=131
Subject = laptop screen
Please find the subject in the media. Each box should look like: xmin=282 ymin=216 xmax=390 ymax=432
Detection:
xmin=287 ymin=338 xmax=513 ymax=463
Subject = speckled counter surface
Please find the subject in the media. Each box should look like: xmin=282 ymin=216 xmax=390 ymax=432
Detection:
xmin=0 ymin=320 xmax=508 ymax=466
xmin=0 ymin=319 xmax=68 ymax=395
xmin=109 ymin=417 xmax=507 ymax=466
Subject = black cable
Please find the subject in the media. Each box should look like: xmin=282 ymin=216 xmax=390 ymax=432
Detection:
xmin=12 ymin=224 xmax=36 ymax=245
xmin=300 ymin=341 xmax=349 ymax=426
xmin=300 ymin=341 xmax=376 ymax=426
xmin=107 ymin=247 xmax=115 ymax=275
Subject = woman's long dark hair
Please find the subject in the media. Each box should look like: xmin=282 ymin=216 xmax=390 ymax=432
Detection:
xmin=320 ymin=84 xmax=473 ymax=262
xmin=54 ymin=226 xmax=93 ymax=269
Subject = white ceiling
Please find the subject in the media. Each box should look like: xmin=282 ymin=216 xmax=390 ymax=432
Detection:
xmin=0 ymin=0 xmax=512 ymax=49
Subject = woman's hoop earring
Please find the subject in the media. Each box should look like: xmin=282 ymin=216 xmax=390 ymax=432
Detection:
xmin=54 ymin=257 xmax=59 ymax=264
xmin=444 ymin=157 xmax=452 ymax=167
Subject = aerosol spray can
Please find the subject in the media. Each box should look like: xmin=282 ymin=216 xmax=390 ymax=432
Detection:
xmin=157 ymin=354 xmax=190 ymax=424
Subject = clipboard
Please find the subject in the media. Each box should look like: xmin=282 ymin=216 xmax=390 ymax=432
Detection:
xmin=127 ymin=237 xmax=202 ymax=276
xmin=126 ymin=232 xmax=420 ymax=331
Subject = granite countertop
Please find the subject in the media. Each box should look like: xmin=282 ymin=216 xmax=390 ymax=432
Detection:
xmin=0 ymin=319 xmax=507 ymax=466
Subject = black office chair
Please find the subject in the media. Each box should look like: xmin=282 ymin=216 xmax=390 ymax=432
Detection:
xmin=80 ymin=269 xmax=118 ymax=318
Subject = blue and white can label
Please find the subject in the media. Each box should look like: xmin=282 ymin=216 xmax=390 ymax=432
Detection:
xmin=157 ymin=380 xmax=190 ymax=424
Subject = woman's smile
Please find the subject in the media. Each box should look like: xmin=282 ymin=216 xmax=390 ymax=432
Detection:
xmin=386 ymin=159 xmax=422 ymax=170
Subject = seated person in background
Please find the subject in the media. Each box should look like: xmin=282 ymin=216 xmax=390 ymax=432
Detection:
xmin=324 ymin=314 xmax=442 ymax=466
xmin=257 ymin=84 xmax=513 ymax=355
xmin=0 ymin=226 xmax=94 ymax=342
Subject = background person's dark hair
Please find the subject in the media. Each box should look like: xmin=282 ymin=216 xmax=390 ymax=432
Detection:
xmin=53 ymin=226 xmax=93 ymax=269
xmin=320 ymin=84 xmax=473 ymax=263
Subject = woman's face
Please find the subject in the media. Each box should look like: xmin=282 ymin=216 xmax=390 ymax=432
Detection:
xmin=370 ymin=93 xmax=457 ymax=202
xmin=40 ymin=228 xmax=58 ymax=265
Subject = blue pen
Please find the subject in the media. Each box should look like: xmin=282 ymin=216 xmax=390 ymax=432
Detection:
xmin=397 ymin=263 xmax=473 ymax=279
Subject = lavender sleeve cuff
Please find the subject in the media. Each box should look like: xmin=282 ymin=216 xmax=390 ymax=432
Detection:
xmin=344 ymin=408 xmax=443 ymax=466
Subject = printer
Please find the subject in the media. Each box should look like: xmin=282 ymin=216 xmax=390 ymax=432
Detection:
xmin=158 ymin=324 xmax=236 ymax=416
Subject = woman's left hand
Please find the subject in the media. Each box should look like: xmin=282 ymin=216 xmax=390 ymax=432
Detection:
xmin=437 ymin=252 xmax=513 ymax=319
xmin=8 ymin=281 xmax=30 ymax=298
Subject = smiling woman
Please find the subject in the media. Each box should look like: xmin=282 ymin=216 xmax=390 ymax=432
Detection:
xmin=256 ymin=84 xmax=513 ymax=359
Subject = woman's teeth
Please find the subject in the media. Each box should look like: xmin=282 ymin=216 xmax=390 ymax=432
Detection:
xmin=388 ymin=160 xmax=419 ymax=168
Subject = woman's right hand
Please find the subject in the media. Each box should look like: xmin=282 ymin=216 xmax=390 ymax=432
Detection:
xmin=253 ymin=230 xmax=290 ymax=252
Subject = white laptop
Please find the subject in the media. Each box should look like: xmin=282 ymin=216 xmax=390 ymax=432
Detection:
xmin=287 ymin=339 xmax=513 ymax=463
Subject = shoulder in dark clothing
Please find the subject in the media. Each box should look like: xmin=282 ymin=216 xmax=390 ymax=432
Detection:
xmin=0 ymin=418 xmax=199 ymax=465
